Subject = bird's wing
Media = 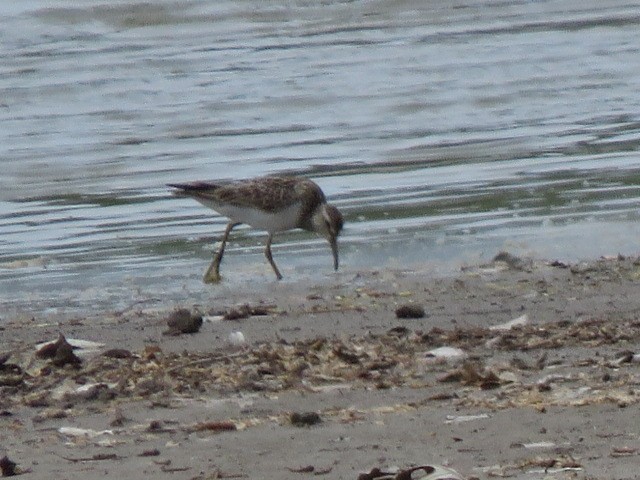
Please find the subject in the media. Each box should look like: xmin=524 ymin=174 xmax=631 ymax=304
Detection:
xmin=213 ymin=176 xmax=326 ymax=212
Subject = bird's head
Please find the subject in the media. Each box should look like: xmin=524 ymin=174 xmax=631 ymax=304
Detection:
xmin=312 ymin=203 xmax=344 ymax=271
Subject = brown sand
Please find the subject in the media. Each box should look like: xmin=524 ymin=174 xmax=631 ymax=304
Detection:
xmin=1 ymin=253 xmax=640 ymax=479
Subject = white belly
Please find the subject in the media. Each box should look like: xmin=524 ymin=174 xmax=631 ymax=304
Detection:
xmin=199 ymin=200 xmax=302 ymax=232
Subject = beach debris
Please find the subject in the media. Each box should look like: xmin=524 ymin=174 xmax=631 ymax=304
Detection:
xmin=245 ymin=304 xmax=277 ymax=316
xmin=489 ymin=314 xmax=528 ymax=331
xmin=223 ymin=306 xmax=251 ymax=321
xmin=59 ymin=453 xmax=121 ymax=463
xmin=46 ymin=380 xmax=117 ymax=405
xmin=536 ymin=373 xmax=575 ymax=391
xmin=157 ymin=462 xmax=190 ymax=473
xmin=569 ymin=261 xmax=596 ymax=275
xmin=358 ymin=468 xmax=388 ymax=480
xmin=223 ymin=303 xmax=277 ymax=321
xmin=492 ymin=251 xmax=532 ymax=271
xmin=110 ymin=407 xmax=128 ymax=427
xmin=185 ymin=420 xmax=237 ymax=433
xmin=288 ymin=465 xmax=333 ymax=474
xmin=444 ymin=413 xmax=490 ymax=424
xmin=437 ymin=361 xmax=505 ymax=389
xmin=58 ymin=427 xmax=114 ymax=438
xmin=36 ymin=334 xmax=82 ymax=367
xmin=163 ymin=308 xmax=203 ymax=335
xmin=387 ymin=326 xmax=411 ymax=337
xmin=146 ymin=420 xmax=176 ymax=433
xmin=36 ymin=337 xmax=104 ymax=357
xmin=31 ymin=408 xmax=67 ymax=423
xmin=511 ymin=441 xmax=557 ymax=449
xmin=333 ymin=344 xmax=363 ymax=364
xmin=228 ymin=331 xmax=246 ymax=347
xmin=61 ymin=382 xmax=117 ymax=403
xmin=2 ymin=292 xmax=639 ymax=446
xmin=516 ymin=455 xmax=582 ymax=474
xmin=0 ymin=456 xmax=18 ymax=477
xmin=290 ymin=411 xmax=322 ymax=427
xmin=358 ymin=464 xmax=464 ymax=480
xmin=60 ymin=339 xmax=105 ymax=353
xmin=610 ymin=350 xmax=640 ymax=366
xmin=610 ymin=446 xmax=638 ymax=457
xmin=0 ymin=351 xmax=21 ymax=381
xmin=4 ymin=254 xmax=640 ymax=478
xmin=423 ymin=346 xmax=467 ymax=363
xmin=395 ymin=304 xmax=426 ymax=319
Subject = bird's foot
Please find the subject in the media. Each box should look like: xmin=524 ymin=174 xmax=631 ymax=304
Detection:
xmin=203 ymin=259 xmax=223 ymax=284
xmin=203 ymin=273 xmax=222 ymax=284
xmin=203 ymin=268 xmax=222 ymax=284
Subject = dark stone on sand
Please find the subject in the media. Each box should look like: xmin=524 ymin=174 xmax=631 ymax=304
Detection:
xmin=139 ymin=449 xmax=161 ymax=457
xmin=395 ymin=304 xmax=426 ymax=319
xmin=0 ymin=352 xmax=10 ymax=366
xmin=0 ymin=455 xmax=17 ymax=476
xmin=163 ymin=309 xmax=203 ymax=335
xmin=290 ymin=411 xmax=322 ymax=427
xmin=147 ymin=420 xmax=164 ymax=432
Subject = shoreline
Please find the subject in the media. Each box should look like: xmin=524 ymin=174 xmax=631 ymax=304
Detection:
xmin=2 ymin=252 xmax=640 ymax=479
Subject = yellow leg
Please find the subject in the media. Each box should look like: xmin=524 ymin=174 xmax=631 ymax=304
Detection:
xmin=264 ymin=233 xmax=283 ymax=280
xmin=203 ymin=222 xmax=239 ymax=284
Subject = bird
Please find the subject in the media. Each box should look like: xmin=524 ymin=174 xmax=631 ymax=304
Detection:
xmin=168 ymin=175 xmax=344 ymax=283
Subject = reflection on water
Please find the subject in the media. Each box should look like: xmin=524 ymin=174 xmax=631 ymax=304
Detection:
xmin=1 ymin=0 xmax=640 ymax=314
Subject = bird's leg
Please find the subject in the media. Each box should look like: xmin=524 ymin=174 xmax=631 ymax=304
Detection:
xmin=204 ymin=222 xmax=239 ymax=284
xmin=264 ymin=233 xmax=283 ymax=280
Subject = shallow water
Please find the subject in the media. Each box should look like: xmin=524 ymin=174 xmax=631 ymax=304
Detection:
xmin=1 ymin=0 xmax=640 ymax=315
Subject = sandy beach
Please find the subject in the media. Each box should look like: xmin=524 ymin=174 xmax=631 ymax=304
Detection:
xmin=2 ymin=252 xmax=640 ymax=479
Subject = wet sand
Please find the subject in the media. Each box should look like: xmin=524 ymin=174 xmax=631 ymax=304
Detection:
xmin=2 ymin=253 xmax=640 ymax=479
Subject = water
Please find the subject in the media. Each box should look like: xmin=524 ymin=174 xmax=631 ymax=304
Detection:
xmin=1 ymin=0 xmax=640 ymax=315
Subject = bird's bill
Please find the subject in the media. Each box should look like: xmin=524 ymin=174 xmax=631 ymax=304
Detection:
xmin=330 ymin=236 xmax=339 ymax=271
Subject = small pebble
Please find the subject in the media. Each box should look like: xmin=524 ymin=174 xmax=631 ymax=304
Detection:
xmin=163 ymin=309 xmax=203 ymax=335
xmin=228 ymin=331 xmax=246 ymax=346
xmin=395 ymin=304 xmax=426 ymax=319
xmin=0 ymin=455 xmax=17 ymax=476
xmin=138 ymin=449 xmax=161 ymax=457
xmin=290 ymin=411 xmax=322 ymax=427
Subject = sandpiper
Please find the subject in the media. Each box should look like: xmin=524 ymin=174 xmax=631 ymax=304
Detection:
xmin=168 ymin=176 xmax=344 ymax=283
